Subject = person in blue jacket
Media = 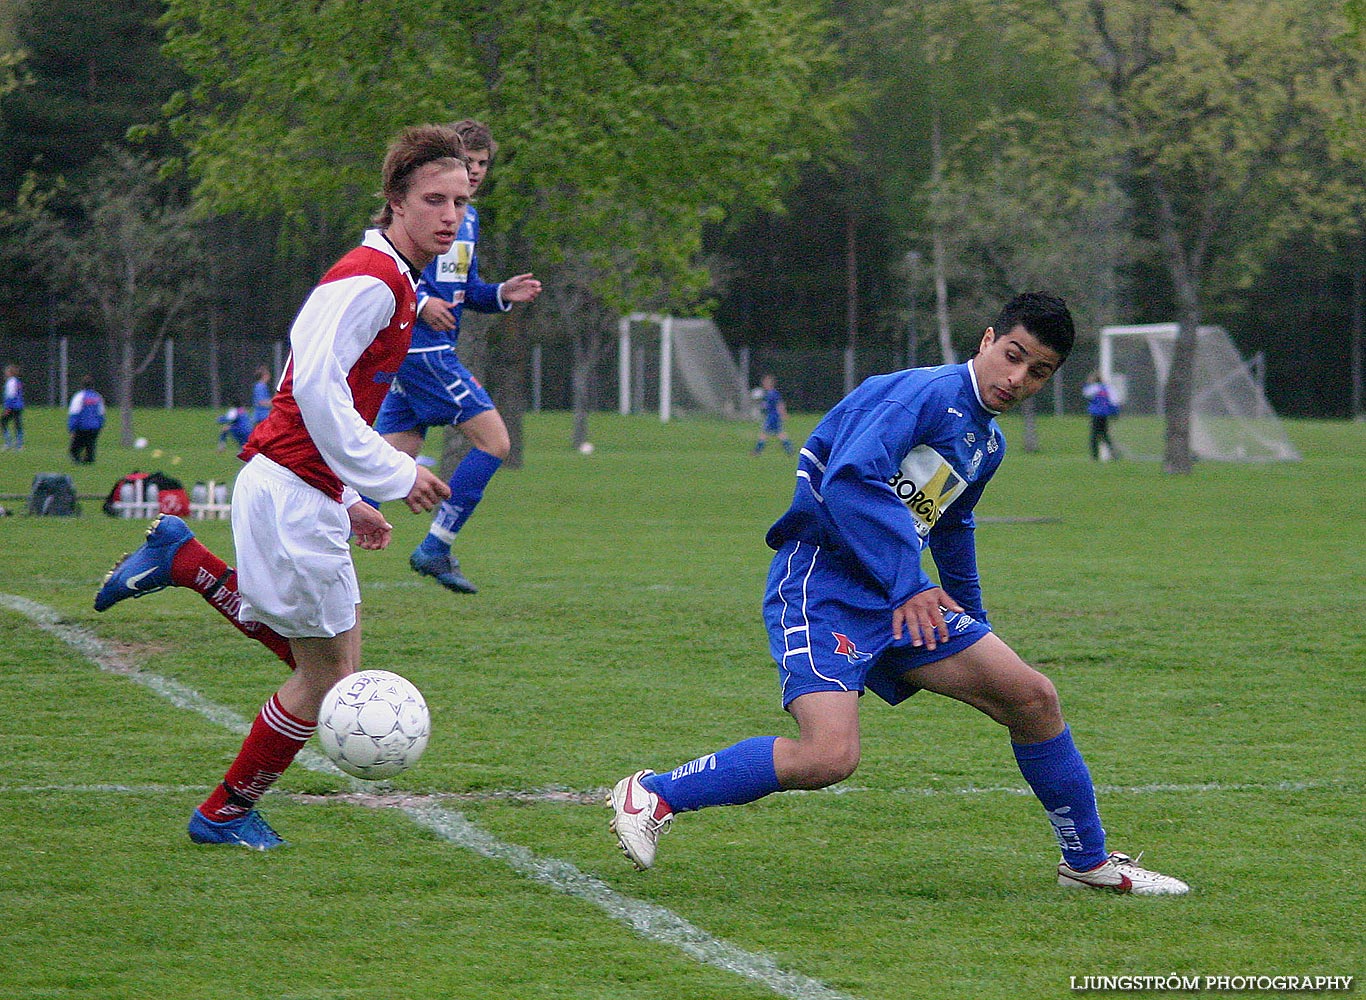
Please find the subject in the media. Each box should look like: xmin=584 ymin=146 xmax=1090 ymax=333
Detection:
xmin=607 ymin=292 xmax=1189 ymax=896
xmin=251 ymin=366 xmax=274 ymax=427
xmin=1082 ymin=370 xmax=1119 ymax=461
xmin=376 ymin=119 xmax=541 ymax=594
xmin=67 ymin=377 xmax=106 ymax=463
xmin=2 ymin=364 xmax=24 ymax=450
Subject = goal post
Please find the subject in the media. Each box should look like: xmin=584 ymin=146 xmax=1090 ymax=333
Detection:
xmin=618 ymin=313 xmax=753 ymax=422
xmin=1099 ymin=323 xmax=1299 ymax=462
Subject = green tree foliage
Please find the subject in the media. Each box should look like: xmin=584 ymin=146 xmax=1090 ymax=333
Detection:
xmin=161 ymin=0 xmax=850 ymax=453
xmin=992 ymin=0 xmax=1354 ymax=471
xmin=0 ymin=0 xmax=184 ymax=200
xmin=162 ymin=0 xmax=846 ymax=312
xmin=3 ymin=148 xmax=206 ymax=445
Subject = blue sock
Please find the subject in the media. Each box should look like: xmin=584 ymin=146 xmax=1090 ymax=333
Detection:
xmin=753 ymin=439 xmax=766 ymax=454
xmin=1013 ymin=726 xmax=1109 ymax=870
xmin=420 ymin=447 xmax=503 ymax=553
xmin=640 ymin=736 xmax=781 ymax=813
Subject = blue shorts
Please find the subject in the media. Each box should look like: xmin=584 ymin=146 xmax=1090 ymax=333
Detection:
xmin=763 ymin=414 xmax=783 ymax=434
xmin=374 ymin=348 xmax=495 ymax=436
xmin=763 ymin=540 xmax=992 ymax=708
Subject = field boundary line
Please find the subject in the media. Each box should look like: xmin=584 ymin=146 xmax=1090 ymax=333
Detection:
xmin=1 ymin=593 xmax=858 ymax=1000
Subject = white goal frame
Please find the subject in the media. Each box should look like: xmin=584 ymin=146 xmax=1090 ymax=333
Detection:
xmin=1098 ymin=323 xmax=1299 ymax=462
xmin=617 ymin=313 xmax=752 ymax=422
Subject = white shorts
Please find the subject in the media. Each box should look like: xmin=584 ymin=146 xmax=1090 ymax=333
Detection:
xmin=232 ymin=454 xmax=360 ymax=639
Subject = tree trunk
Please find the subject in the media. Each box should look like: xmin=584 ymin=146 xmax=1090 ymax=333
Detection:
xmin=1163 ymin=301 xmax=1200 ymax=475
xmin=490 ymin=305 xmax=530 ymax=469
xmin=119 ymin=330 xmax=136 ymax=448
xmin=1151 ymin=176 xmax=1199 ymax=474
xmin=930 ymin=109 xmax=957 ymax=366
xmin=1352 ymin=234 xmax=1364 ymax=420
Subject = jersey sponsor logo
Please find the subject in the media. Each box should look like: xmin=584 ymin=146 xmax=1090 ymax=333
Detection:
xmin=435 ymin=241 xmax=474 ymax=284
xmin=832 ymin=631 xmax=873 ymax=664
xmin=888 ymin=445 xmax=969 ymax=537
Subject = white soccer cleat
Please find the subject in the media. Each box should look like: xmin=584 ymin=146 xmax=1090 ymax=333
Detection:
xmin=1058 ymin=851 xmax=1190 ymax=895
xmin=607 ymin=770 xmax=673 ymax=871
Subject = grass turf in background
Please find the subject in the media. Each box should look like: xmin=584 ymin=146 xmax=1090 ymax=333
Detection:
xmin=1 ymin=407 xmax=1362 ymax=999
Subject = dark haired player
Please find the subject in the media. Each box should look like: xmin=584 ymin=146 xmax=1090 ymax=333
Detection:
xmin=608 ymin=292 xmax=1189 ymax=895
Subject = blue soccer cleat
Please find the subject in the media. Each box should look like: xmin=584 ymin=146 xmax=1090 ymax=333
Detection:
xmin=409 ymin=547 xmax=478 ymax=594
xmin=188 ymin=808 xmax=286 ymax=851
xmin=94 ymin=514 xmax=194 ymax=612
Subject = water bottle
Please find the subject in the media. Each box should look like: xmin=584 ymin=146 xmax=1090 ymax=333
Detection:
xmin=145 ymin=482 xmax=159 ymax=514
xmin=118 ymin=480 xmax=135 ymax=517
xmin=214 ymin=483 xmax=228 ymax=505
xmin=192 ymin=481 xmax=208 ymax=505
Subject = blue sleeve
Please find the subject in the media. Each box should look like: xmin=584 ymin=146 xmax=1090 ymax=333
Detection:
xmin=926 ymin=480 xmax=988 ymax=626
xmin=818 ymin=399 xmax=938 ymax=606
xmin=462 ymin=244 xmax=505 ymax=314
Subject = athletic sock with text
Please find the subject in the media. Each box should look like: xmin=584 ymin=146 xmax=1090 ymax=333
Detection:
xmin=641 ymin=737 xmax=781 ymax=813
xmin=171 ymin=541 xmax=296 ymax=669
xmin=198 ymin=695 xmax=314 ymax=822
xmin=1013 ymin=726 xmax=1109 ymax=871
xmin=421 ymin=447 xmax=503 ymax=554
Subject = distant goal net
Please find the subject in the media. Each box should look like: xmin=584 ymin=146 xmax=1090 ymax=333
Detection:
xmin=1099 ymin=323 xmax=1299 ymax=462
xmin=617 ymin=314 xmax=753 ymax=421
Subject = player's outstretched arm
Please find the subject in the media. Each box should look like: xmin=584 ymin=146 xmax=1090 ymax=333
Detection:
xmin=499 ymin=273 xmax=542 ymax=303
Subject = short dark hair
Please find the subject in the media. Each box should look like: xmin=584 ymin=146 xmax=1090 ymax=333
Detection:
xmin=373 ymin=124 xmax=468 ymax=226
xmin=451 ymin=119 xmax=496 ymax=155
xmin=994 ymin=292 xmax=1075 ymax=360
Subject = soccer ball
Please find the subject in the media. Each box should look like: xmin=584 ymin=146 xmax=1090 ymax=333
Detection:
xmin=134 ymin=436 xmax=148 ymax=450
xmin=317 ymin=670 xmax=430 ymax=779
xmin=578 ymin=440 xmax=595 ymax=454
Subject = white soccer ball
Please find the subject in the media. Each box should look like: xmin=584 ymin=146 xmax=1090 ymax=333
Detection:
xmin=134 ymin=437 xmax=148 ymax=450
xmin=578 ymin=441 xmax=595 ymax=454
xmin=317 ymin=669 xmax=430 ymax=779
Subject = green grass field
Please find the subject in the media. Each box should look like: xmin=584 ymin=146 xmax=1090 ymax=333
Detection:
xmin=1 ymin=406 xmax=1362 ymax=1000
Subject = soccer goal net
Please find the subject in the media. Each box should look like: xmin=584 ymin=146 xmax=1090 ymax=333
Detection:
xmin=1099 ymin=323 xmax=1299 ymax=462
xmin=617 ymin=313 xmax=753 ymax=421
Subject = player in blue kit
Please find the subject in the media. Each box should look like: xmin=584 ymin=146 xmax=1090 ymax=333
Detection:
xmin=752 ymin=373 xmax=793 ymax=456
xmin=375 ymin=119 xmax=542 ymax=594
xmin=608 ymin=292 xmax=1189 ymax=895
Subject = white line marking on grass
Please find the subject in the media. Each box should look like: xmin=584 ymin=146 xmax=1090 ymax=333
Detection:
xmin=2 ymin=594 xmax=856 ymax=1000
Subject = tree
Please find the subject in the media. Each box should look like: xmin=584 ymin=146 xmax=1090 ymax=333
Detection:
xmin=159 ymin=0 xmax=850 ymax=456
xmin=1005 ymin=0 xmax=1349 ymax=471
xmin=4 ymin=148 xmax=206 ymax=445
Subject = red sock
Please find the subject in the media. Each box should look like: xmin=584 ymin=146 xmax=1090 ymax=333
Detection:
xmin=171 ymin=539 xmax=296 ymax=670
xmin=198 ymin=695 xmax=314 ymax=822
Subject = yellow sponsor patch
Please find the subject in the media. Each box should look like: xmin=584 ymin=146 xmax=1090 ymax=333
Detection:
xmin=888 ymin=445 xmax=968 ymax=537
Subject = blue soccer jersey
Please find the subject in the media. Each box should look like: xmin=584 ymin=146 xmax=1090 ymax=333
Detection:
xmin=764 ymin=362 xmax=1004 ymax=704
xmin=408 ymin=204 xmax=506 ymax=352
xmin=376 ymin=204 xmax=510 ymax=434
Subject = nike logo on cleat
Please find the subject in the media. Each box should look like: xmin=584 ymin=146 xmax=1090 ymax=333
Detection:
xmin=623 ymin=780 xmax=648 ymax=815
xmin=126 ymin=568 xmax=158 ymax=591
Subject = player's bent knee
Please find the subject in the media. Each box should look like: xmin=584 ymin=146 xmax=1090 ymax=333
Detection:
xmin=999 ymin=672 xmax=1063 ymax=731
xmin=795 ymin=743 xmax=861 ymax=789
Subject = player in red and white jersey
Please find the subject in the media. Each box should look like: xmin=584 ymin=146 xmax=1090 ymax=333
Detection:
xmin=94 ymin=125 xmax=470 ymax=850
